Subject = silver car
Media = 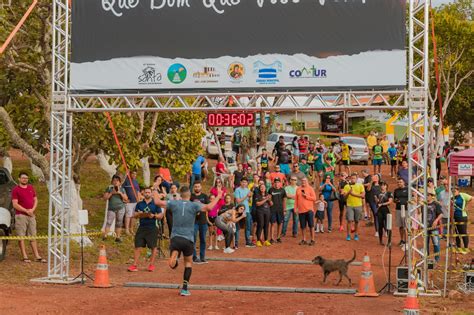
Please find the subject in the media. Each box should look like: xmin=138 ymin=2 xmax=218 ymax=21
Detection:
xmin=341 ymin=136 xmax=369 ymax=165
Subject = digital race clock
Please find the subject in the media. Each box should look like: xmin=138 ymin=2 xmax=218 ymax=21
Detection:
xmin=207 ymin=113 xmax=255 ymax=127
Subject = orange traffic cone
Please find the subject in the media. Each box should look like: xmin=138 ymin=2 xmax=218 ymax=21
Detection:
xmin=403 ymin=280 xmax=420 ymax=314
xmin=354 ymin=252 xmax=378 ymax=297
xmin=92 ymin=245 xmax=112 ymax=288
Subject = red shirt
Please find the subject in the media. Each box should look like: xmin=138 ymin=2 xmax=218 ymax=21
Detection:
xmin=11 ymin=185 xmax=36 ymax=215
xmin=158 ymin=168 xmax=172 ymax=183
xmin=270 ymin=172 xmax=287 ymax=185
xmin=216 ymin=162 xmax=226 ymax=175
xmin=298 ymin=139 xmax=308 ymax=154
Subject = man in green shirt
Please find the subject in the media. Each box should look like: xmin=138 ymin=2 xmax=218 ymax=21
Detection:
xmin=282 ymin=176 xmax=298 ymax=237
xmin=372 ymin=138 xmax=384 ymax=174
xmin=299 ymin=158 xmax=310 ymax=177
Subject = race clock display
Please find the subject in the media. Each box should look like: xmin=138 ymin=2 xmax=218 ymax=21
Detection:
xmin=207 ymin=113 xmax=255 ymax=127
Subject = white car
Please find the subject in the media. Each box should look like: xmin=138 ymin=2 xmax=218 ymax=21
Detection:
xmin=205 ymin=129 xmax=233 ymax=158
xmin=266 ymin=132 xmax=298 ymax=155
xmin=341 ymin=136 xmax=369 ymax=165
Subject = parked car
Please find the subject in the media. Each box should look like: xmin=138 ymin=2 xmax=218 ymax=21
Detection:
xmin=341 ymin=136 xmax=369 ymax=165
xmin=265 ymin=132 xmax=298 ymax=154
xmin=205 ymin=128 xmax=233 ymax=158
xmin=0 ymin=167 xmax=16 ymax=261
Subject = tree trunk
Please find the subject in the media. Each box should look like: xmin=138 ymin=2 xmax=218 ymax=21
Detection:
xmin=2 ymin=155 xmax=12 ymax=174
xmin=69 ymin=183 xmax=92 ymax=246
xmin=97 ymin=151 xmax=117 ymax=179
xmin=141 ymin=156 xmax=151 ymax=186
xmin=29 ymin=158 xmax=46 ymax=182
xmin=0 ymin=107 xmax=49 ymax=179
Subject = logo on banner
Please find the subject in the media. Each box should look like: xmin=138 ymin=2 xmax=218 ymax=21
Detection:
xmin=167 ymin=63 xmax=187 ymax=84
xmin=228 ymin=62 xmax=245 ymax=82
xmin=289 ymin=66 xmax=327 ymax=79
xmin=458 ymin=163 xmax=472 ymax=175
xmin=254 ymin=61 xmax=282 ymax=85
xmin=193 ymin=66 xmax=220 ymax=83
xmin=138 ymin=65 xmax=162 ymax=85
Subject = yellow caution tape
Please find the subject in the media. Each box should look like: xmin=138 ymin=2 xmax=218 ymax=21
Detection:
xmin=0 ymin=231 xmax=103 ymax=241
xmin=431 ymin=269 xmax=474 ymax=273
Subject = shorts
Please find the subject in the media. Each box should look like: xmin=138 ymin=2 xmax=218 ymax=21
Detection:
xmin=342 ymin=159 xmax=350 ymax=166
xmin=315 ymin=164 xmax=324 ymax=172
xmin=346 ymin=206 xmax=362 ymax=222
xmin=315 ymin=210 xmax=325 ymax=221
xmin=134 ymin=226 xmax=158 ymax=249
xmin=169 ymin=236 xmax=194 ymax=257
xmin=125 ymin=203 xmax=137 ymax=218
xmin=373 ymin=159 xmax=383 ymax=166
xmin=232 ymin=145 xmax=240 ymax=153
xmin=15 ymin=215 xmax=37 ymax=237
xmin=270 ymin=211 xmax=284 ymax=224
xmin=106 ymin=208 xmax=126 ymax=228
xmin=280 ymin=163 xmax=290 ymax=175
xmin=299 ymin=211 xmax=315 ymax=229
xmin=390 ymin=160 xmax=397 ymax=166
xmin=395 ymin=210 xmax=407 ymax=228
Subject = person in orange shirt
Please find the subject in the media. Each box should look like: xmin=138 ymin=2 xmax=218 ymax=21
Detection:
xmin=295 ymin=177 xmax=316 ymax=246
xmin=269 ymin=165 xmax=287 ymax=186
xmin=157 ymin=165 xmax=173 ymax=193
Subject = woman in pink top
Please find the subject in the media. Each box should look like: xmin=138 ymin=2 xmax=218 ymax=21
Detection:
xmin=210 ymin=178 xmax=227 ymax=243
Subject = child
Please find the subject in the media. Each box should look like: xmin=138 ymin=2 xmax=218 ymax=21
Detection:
xmin=315 ymin=193 xmax=328 ymax=233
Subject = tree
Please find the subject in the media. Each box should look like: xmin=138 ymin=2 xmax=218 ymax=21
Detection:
xmin=427 ymin=0 xmax=473 ymax=180
xmin=350 ymin=119 xmax=383 ymax=136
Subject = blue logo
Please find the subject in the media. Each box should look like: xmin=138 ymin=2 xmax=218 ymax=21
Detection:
xmin=253 ymin=61 xmax=282 ymax=85
xmin=289 ymin=66 xmax=327 ymax=79
xmin=167 ymin=63 xmax=187 ymax=84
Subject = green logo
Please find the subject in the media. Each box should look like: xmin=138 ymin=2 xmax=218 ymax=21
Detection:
xmin=167 ymin=63 xmax=187 ymax=84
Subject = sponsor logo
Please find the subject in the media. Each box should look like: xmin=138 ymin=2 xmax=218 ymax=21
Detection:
xmin=289 ymin=66 xmax=327 ymax=79
xmin=228 ymin=62 xmax=245 ymax=82
xmin=167 ymin=63 xmax=187 ymax=84
xmin=193 ymin=66 xmax=220 ymax=83
xmin=253 ymin=61 xmax=282 ymax=85
xmin=138 ymin=65 xmax=162 ymax=85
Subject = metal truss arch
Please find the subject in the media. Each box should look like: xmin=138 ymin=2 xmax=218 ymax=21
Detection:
xmin=42 ymin=0 xmax=431 ymax=292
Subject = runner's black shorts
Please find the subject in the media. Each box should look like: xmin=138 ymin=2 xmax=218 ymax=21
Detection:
xmin=169 ymin=236 xmax=194 ymax=257
xmin=342 ymin=160 xmax=350 ymax=166
xmin=390 ymin=160 xmax=397 ymax=166
xmin=134 ymin=226 xmax=158 ymax=249
xmin=270 ymin=210 xmax=284 ymax=224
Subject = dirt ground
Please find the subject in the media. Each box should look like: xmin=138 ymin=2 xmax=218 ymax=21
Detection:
xmin=1 ymin=158 xmax=473 ymax=314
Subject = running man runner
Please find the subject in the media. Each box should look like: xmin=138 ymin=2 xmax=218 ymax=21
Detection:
xmin=154 ymin=186 xmax=222 ymax=296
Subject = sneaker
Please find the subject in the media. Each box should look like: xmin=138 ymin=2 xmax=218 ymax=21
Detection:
xmin=346 ymin=235 xmax=351 ymax=241
xmin=127 ymin=265 xmax=138 ymax=272
xmin=328 ymin=228 xmax=332 ymax=233
xmin=223 ymin=247 xmax=235 ymax=254
xmin=339 ymin=226 xmax=344 ymax=232
xmin=354 ymin=234 xmax=359 ymax=241
xmin=264 ymin=240 xmax=272 ymax=246
xmin=276 ymin=238 xmax=282 ymax=243
xmin=207 ymin=245 xmax=213 ymax=250
xmin=147 ymin=264 xmax=155 ymax=272
xmin=217 ymin=235 xmax=224 ymax=242
xmin=320 ymin=226 xmax=324 ymax=233
xmin=256 ymin=241 xmax=263 ymax=247
xmin=246 ymin=242 xmax=256 ymax=248
xmin=315 ymin=225 xmax=320 ymax=233
xmin=234 ymin=245 xmax=239 ymax=250
xmin=193 ymin=258 xmax=201 ymax=263
xmin=308 ymin=240 xmax=315 ymax=246
xmin=375 ymin=232 xmax=379 ymax=237
xmin=200 ymin=259 xmax=208 ymax=264
xmin=180 ymin=289 xmax=191 ymax=296
xmin=214 ymin=245 xmax=220 ymax=250
xmin=398 ymin=240 xmax=405 ymax=246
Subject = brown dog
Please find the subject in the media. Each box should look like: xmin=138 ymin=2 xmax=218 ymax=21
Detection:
xmin=312 ymin=250 xmax=356 ymax=286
